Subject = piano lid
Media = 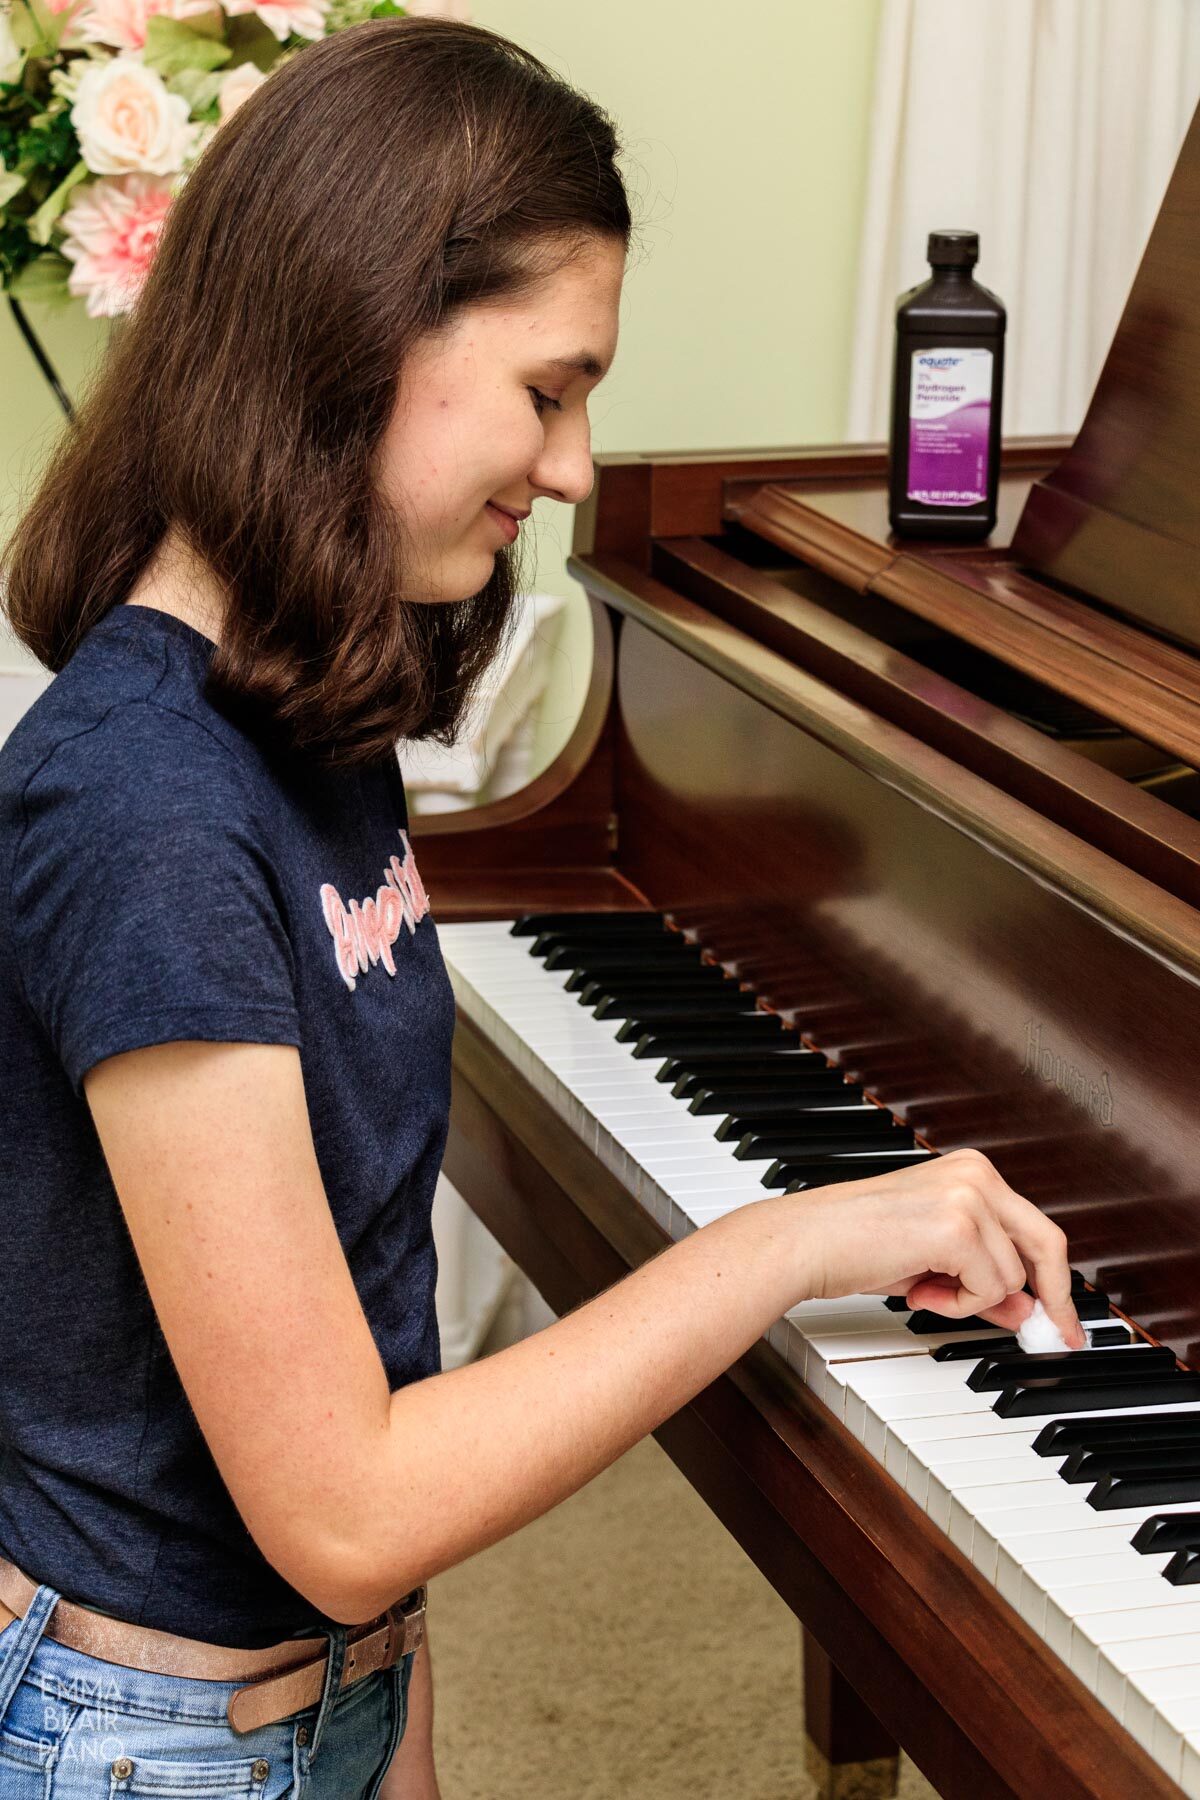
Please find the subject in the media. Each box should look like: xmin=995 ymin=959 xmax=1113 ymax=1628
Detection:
xmin=1012 ymin=95 xmax=1200 ymax=648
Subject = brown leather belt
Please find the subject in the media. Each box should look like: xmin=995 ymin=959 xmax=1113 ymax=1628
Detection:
xmin=0 ymin=1557 xmax=425 ymax=1734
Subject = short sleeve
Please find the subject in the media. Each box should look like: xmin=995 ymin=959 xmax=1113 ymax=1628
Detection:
xmin=11 ymin=703 xmax=300 ymax=1097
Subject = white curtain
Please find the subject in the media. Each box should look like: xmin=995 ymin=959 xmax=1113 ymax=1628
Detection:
xmin=846 ymin=0 xmax=1200 ymax=441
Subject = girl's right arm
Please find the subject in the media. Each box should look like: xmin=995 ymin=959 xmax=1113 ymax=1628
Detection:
xmin=85 ymin=1037 xmax=1083 ymax=1625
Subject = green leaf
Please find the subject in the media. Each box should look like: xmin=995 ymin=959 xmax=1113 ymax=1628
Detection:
xmin=6 ymin=247 xmax=71 ymax=303
xmin=370 ymin=1 xmax=405 ymax=15
xmin=142 ymin=17 xmax=231 ymax=79
xmin=27 ymin=153 xmax=85 ymax=244
xmin=10 ymin=0 xmax=59 ymax=59
xmin=0 ymin=167 xmax=26 ymax=206
xmin=166 ymin=66 xmax=226 ymax=112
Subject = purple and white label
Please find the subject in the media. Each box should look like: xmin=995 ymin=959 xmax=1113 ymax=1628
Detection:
xmin=907 ymin=347 xmax=992 ymax=506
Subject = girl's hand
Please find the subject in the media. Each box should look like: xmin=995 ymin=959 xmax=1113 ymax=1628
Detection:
xmin=795 ymin=1147 xmax=1085 ymax=1348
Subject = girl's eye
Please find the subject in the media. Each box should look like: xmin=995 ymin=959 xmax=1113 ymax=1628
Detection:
xmin=528 ymin=387 xmax=563 ymax=418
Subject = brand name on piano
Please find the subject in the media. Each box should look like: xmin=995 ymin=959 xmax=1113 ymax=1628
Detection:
xmin=1021 ymin=1019 xmax=1114 ymax=1126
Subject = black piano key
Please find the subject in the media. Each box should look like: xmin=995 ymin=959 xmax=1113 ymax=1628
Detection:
xmin=935 ymin=1324 xmax=1137 ymax=1360
xmin=1164 ymin=1549 xmax=1200 ymax=1585
xmin=1062 ymin=1444 xmax=1200 ymax=1485
xmin=633 ymin=1019 xmax=787 ymax=1060
xmin=575 ymin=970 xmax=727 ymax=1001
xmin=993 ymin=1374 xmax=1200 ymax=1418
xmin=1036 ymin=1412 xmax=1200 ymax=1458
xmin=539 ymin=937 xmax=675 ymax=963
xmin=935 ymin=1325 xmax=1133 ymax=1363
xmin=883 ymin=1296 xmax=910 ymax=1313
xmin=769 ymin=1149 xmax=936 ymax=1191
xmin=1132 ymin=1514 xmax=1200 ymax=1554
xmin=714 ymin=1099 xmax=889 ymax=1141
xmin=599 ymin=993 xmax=756 ymax=1024
xmin=530 ymin=922 xmax=683 ymax=957
xmin=966 ymin=1347 xmax=1175 ymax=1393
xmin=585 ymin=966 xmax=737 ymax=990
xmin=658 ymin=1051 xmax=816 ymax=1072
xmin=1086 ymin=1325 xmax=1135 ymax=1348
xmin=671 ymin=1056 xmax=829 ymax=1096
xmin=1070 ymin=1289 xmax=1113 ymax=1322
xmin=711 ymin=1089 xmax=874 ymax=1126
xmin=909 ymin=1291 xmax=1110 ymax=1334
xmin=726 ymin=1108 xmax=906 ymax=1137
xmin=909 ymin=1309 xmax=1018 ymax=1335
xmin=737 ymin=1122 xmax=913 ymax=1164
xmin=1089 ymin=1469 xmax=1200 ymax=1510
xmin=511 ymin=911 xmax=667 ymax=937
xmin=544 ymin=941 xmax=701 ymax=972
xmin=935 ymin=1317 xmax=1129 ymax=1353
xmin=618 ymin=1010 xmax=777 ymax=1046
xmin=687 ymin=1075 xmax=854 ymax=1113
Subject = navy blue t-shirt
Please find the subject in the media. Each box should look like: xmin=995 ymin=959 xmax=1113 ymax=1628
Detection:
xmin=0 ymin=603 xmax=455 ymax=1647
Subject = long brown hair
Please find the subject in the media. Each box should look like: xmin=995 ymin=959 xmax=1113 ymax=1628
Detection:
xmin=1 ymin=19 xmax=632 ymax=766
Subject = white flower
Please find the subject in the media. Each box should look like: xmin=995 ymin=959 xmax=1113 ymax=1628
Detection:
xmin=217 ymin=60 xmax=267 ymax=120
xmin=221 ymin=0 xmax=327 ymax=42
xmin=71 ymin=54 xmax=197 ymax=176
xmin=0 ymin=4 xmax=24 ymax=82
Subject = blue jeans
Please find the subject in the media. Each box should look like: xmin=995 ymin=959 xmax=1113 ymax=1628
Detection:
xmin=0 ymin=1579 xmax=413 ymax=1797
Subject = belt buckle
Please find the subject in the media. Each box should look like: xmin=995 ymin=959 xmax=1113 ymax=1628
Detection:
xmin=390 ymin=1585 xmax=427 ymax=1661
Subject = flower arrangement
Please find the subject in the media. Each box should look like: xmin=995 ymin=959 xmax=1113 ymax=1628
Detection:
xmin=0 ymin=0 xmax=464 ymax=322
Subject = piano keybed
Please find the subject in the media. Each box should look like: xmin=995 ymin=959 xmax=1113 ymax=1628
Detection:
xmin=438 ymin=911 xmax=1200 ymax=1796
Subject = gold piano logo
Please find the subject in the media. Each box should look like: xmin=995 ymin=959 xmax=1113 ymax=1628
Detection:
xmin=1021 ymin=1020 xmax=1114 ymax=1127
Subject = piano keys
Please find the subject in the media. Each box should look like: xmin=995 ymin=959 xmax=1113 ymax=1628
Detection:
xmin=436 ymin=914 xmax=1200 ymax=1792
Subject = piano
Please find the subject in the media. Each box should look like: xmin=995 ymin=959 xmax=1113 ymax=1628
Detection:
xmin=412 ymin=97 xmax=1200 ymax=1800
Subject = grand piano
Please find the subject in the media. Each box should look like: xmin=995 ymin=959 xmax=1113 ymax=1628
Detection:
xmin=412 ymin=100 xmax=1200 ymax=1800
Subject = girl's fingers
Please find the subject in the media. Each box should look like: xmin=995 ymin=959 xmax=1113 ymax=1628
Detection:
xmin=994 ymin=1193 xmax=1084 ymax=1349
xmin=976 ymin=1291 xmax=1035 ymax=1332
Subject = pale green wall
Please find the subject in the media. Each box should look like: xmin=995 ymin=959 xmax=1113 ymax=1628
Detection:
xmin=0 ymin=0 xmax=883 ymax=716
xmin=470 ymin=0 xmax=884 ymax=769
xmin=1 ymin=303 xmax=112 ymax=673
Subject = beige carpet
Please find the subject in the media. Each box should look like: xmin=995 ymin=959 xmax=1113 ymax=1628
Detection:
xmin=428 ymin=1429 xmax=942 ymax=1799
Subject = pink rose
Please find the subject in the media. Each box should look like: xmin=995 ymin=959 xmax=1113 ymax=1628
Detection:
xmin=77 ymin=0 xmax=217 ymax=52
xmin=221 ymin=0 xmax=327 ymax=42
xmin=59 ymin=173 xmax=175 ymax=317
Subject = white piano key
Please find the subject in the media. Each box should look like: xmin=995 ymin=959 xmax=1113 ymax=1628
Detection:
xmin=841 ymin=1359 xmax=988 ymax=1399
xmin=803 ymin=1324 xmax=926 ymax=1356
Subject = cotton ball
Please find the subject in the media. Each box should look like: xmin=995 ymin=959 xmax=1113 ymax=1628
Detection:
xmin=1015 ymin=1298 xmax=1071 ymax=1355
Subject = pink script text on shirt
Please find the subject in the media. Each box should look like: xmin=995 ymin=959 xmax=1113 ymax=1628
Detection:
xmin=319 ymin=830 xmax=431 ymax=992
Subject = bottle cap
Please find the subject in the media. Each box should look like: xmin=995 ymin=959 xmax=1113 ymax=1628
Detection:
xmin=927 ymin=229 xmax=979 ymax=268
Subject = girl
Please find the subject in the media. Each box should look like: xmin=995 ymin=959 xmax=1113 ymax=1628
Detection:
xmin=0 ymin=18 xmax=1082 ymax=1797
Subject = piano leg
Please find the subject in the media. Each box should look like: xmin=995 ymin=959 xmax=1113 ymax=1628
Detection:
xmin=802 ymin=1628 xmax=900 ymax=1800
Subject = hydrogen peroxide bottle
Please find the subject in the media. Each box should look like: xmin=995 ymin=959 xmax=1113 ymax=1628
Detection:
xmin=888 ymin=229 xmax=1005 ymax=540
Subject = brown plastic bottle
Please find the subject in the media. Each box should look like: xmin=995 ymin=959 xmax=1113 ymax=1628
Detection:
xmin=887 ymin=229 xmax=1005 ymax=540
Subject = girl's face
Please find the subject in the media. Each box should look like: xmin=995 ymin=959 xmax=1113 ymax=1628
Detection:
xmin=374 ymin=234 xmax=624 ymax=603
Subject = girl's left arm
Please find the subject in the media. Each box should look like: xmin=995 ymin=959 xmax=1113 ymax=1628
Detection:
xmin=379 ymin=1620 xmax=440 ymax=1799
